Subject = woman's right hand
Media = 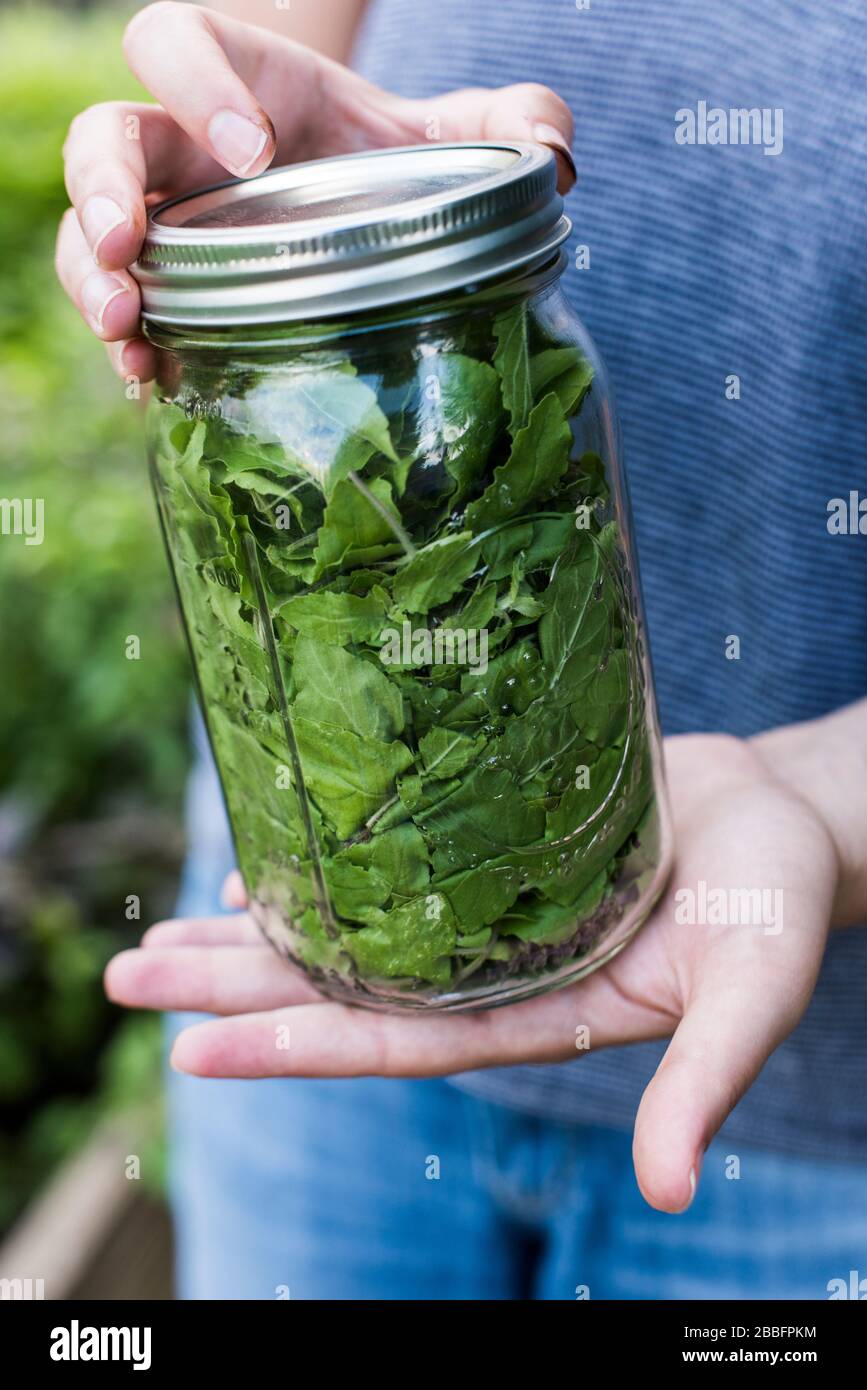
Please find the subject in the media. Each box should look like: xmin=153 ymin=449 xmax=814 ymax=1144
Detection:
xmin=55 ymin=1 xmax=576 ymax=382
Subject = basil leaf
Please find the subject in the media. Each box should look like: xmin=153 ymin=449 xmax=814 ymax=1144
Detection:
xmin=418 ymin=727 xmax=487 ymax=779
xmin=322 ymin=858 xmax=391 ymax=924
xmin=417 ymin=354 xmax=504 ymax=495
xmin=529 ymin=347 xmax=594 ymax=416
xmin=278 ymin=589 xmax=388 ymax=645
xmin=292 ymin=635 xmax=405 ymax=740
xmin=292 ymin=715 xmax=414 ymax=840
xmin=339 ymin=822 xmax=430 ymax=898
xmin=493 ymin=303 xmax=533 ymax=435
xmin=392 ymin=531 xmax=479 ymax=614
xmin=149 ymin=296 xmax=656 ymax=998
xmin=343 ymin=893 xmax=456 ymax=984
xmin=464 ymin=393 xmax=571 ymax=530
xmin=435 ymin=864 xmax=522 ymax=931
xmin=312 ymin=475 xmax=406 ymax=577
xmin=241 ymin=368 xmax=398 ymax=498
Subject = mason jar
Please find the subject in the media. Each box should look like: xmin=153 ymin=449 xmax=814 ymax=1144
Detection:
xmin=136 ymin=143 xmax=672 ymax=1011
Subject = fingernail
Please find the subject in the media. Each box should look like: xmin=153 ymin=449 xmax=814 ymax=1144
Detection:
xmin=81 ymin=270 xmax=129 ymax=334
xmin=117 ymin=339 xmax=135 ymax=373
xmin=533 ymin=122 xmax=577 ymax=182
xmin=207 ymin=109 xmax=269 ymax=176
xmin=81 ymin=195 xmax=127 ymax=265
xmin=221 ymin=870 xmax=247 ymax=909
xmin=679 ymin=1164 xmax=698 ymax=1213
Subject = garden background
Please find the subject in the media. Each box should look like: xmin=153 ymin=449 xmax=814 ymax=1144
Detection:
xmin=0 ymin=0 xmax=190 ymax=1268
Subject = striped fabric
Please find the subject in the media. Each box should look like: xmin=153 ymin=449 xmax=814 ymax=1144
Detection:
xmin=352 ymin=0 xmax=867 ymax=1158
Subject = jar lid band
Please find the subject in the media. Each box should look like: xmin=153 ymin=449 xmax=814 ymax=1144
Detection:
xmin=134 ymin=142 xmax=571 ymax=327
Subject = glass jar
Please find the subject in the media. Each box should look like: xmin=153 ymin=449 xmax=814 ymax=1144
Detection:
xmin=137 ymin=144 xmax=672 ymax=1010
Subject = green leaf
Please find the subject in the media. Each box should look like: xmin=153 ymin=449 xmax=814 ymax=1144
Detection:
xmin=206 ymin=708 xmax=310 ymax=880
xmin=417 ymin=354 xmax=504 ymax=494
xmin=436 ymin=864 xmax=522 ymax=931
xmin=391 ymin=675 xmax=458 ymax=736
xmin=498 ymin=703 xmax=588 ymax=796
xmin=537 ymin=527 xmax=621 ymax=698
xmin=493 ymin=304 xmax=533 ymax=435
xmin=343 ymin=894 xmax=456 ymax=983
xmin=242 ymin=367 xmax=398 ymax=498
xmin=293 ymin=716 xmax=414 ymax=840
xmin=481 ymin=514 xmax=575 ymax=582
xmin=498 ymin=894 xmax=588 ymax=945
xmin=340 ymin=822 xmax=430 ymax=898
xmin=543 ymin=742 xmax=627 ymax=846
xmin=312 ymin=475 xmax=406 ymax=577
xmin=323 ymin=858 xmax=391 ymax=924
xmin=570 ymin=646 xmax=631 ymax=745
xmin=418 ymin=727 xmax=487 ymax=779
xmin=576 ymin=450 xmax=609 ymax=501
xmin=464 ymin=394 xmax=571 ymax=530
xmin=278 ymin=588 xmax=388 ymax=645
xmin=292 ymin=635 xmax=405 ymax=740
xmin=529 ymin=347 xmax=594 ymax=416
xmin=460 ymin=638 xmax=544 ymax=715
xmin=391 ymin=531 xmax=479 ymax=614
xmin=442 ymin=581 xmax=497 ymax=632
xmin=416 ymin=764 xmax=546 ymax=876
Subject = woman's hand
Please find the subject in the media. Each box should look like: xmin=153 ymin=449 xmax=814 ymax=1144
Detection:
xmin=55 ymin=1 xmax=576 ymax=381
xmin=105 ymin=731 xmax=845 ymax=1214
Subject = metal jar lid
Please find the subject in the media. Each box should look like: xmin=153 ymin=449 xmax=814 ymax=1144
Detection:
xmin=134 ymin=142 xmax=570 ymax=327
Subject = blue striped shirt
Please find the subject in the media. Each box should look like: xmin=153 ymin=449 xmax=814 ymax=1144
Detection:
xmin=351 ymin=0 xmax=867 ymax=1158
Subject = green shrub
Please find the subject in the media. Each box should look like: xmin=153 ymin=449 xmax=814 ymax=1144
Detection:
xmin=0 ymin=4 xmax=189 ymax=1233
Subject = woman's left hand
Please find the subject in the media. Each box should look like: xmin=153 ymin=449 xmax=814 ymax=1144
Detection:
xmin=106 ymin=730 xmax=843 ymax=1213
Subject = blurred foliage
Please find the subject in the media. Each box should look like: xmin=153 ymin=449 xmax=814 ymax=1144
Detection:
xmin=0 ymin=4 xmax=190 ymax=1234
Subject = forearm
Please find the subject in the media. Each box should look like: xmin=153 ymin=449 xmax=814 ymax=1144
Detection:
xmin=753 ymin=698 xmax=867 ymax=928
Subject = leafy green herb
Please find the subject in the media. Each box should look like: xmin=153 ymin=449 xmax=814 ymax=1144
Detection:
xmin=342 ymin=893 xmax=456 ymax=985
xmin=418 ymin=354 xmax=504 ymax=495
xmin=392 ymin=532 xmax=479 ymax=614
xmin=149 ymin=300 xmax=658 ymax=998
xmin=464 ymin=393 xmax=571 ymax=530
xmin=278 ymin=588 xmax=388 ymax=645
xmin=493 ymin=304 xmax=533 ymax=435
xmin=530 ymin=347 xmax=594 ymax=416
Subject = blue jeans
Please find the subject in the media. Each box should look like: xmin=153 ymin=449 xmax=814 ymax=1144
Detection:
xmin=166 ymin=764 xmax=867 ymax=1301
xmin=168 ymin=1063 xmax=867 ymax=1300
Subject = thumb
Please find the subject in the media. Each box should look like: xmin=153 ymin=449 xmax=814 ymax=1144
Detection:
xmin=632 ymin=934 xmax=825 ymax=1214
xmin=427 ymin=83 xmax=577 ymax=192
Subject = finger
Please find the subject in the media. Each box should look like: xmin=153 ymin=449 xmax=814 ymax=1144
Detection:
xmin=105 ymin=336 xmax=158 ymax=384
xmin=63 ymin=102 xmax=240 ymax=267
xmin=122 ymin=3 xmax=276 ymax=179
xmin=141 ymin=912 xmax=261 ymax=948
xmin=429 ymin=82 xmax=577 ymax=192
xmin=63 ymin=102 xmax=149 ymax=269
xmin=168 ymin=967 xmax=664 ymax=1080
xmin=632 ymin=869 xmax=833 ymax=1214
xmin=55 ymin=208 xmax=140 ymax=341
xmin=105 ymin=943 xmax=322 ymax=1013
xmin=221 ymin=870 xmax=248 ymax=910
